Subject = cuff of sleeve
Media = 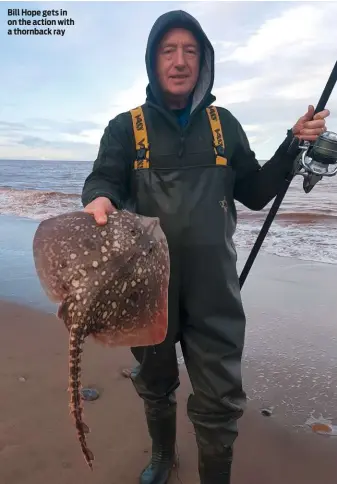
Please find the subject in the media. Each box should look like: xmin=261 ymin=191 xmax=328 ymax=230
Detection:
xmin=81 ymin=191 xmax=122 ymax=209
xmin=275 ymin=128 xmax=297 ymax=157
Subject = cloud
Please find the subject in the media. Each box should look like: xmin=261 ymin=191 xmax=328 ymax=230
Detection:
xmin=18 ymin=136 xmax=49 ymax=148
xmin=1 ymin=1 xmax=336 ymax=162
xmin=219 ymin=5 xmax=325 ymax=65
xmin=91 ymin=75 xmax=149 ymax=127
xmin=208 ymin=1 xmax=337 ymax=154
xmin=17 ymin=134 xmax=92 ymax=152
xmin=0 ymin=118 xmax=101 ymax=135
xmin=179 ymin=1 xmax=232 ymax=20
xmin=62 ymin=129 xmax=104 ymax=146
xmin=213 ymin=76 xmax=266 ymax=105
xmin=274 ymin=63 xmax=335 ymax=101
xmin=243 ymin=124 xmax=264 ymax=132
xmin=0 ymin=117 xmax=104 ymax=158
xmin=1 ymin=134 xmax=97 ymax=161
xmin=28 ymin=119 xmax=101 ymax=133
xmin=0 ymin=121 xmax=27 ymax=132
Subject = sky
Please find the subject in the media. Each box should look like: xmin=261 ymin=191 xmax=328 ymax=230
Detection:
xmin=0 ymin=0 xmax=336 ymax=162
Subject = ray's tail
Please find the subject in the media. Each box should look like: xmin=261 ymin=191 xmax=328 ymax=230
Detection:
xmin=68 ymin=323 xmax=94 ymax=470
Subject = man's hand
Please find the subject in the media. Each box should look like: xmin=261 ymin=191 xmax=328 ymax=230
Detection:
xmin=292 ymin=105 xmax=330 ymax=141
xmin=83 ymin=196 xmax=117 ymax=225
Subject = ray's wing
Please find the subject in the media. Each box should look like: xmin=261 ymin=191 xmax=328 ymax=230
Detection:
xmin=33 ymin=214 xmax=70 ymax=302
xmin=87 ymin=223 xmax=170 ymax=348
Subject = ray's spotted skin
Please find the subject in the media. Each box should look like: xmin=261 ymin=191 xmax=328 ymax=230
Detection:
xmin=32 ymin=210 xmax=170 ymax=470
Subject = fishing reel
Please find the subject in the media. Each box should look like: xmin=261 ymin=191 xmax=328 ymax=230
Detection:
xmin=295 ymin=130 xmax=337 ymax=193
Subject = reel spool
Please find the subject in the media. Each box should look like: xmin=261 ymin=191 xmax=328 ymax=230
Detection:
xmin=295 ymin=131 xmax=337 ymax=193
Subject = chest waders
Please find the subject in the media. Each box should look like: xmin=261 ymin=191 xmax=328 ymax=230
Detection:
xmin=128 ymin=105 xmax=246 ymax=484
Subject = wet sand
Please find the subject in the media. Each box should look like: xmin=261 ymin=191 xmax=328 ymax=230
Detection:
xmin=1 ymin=213 xmax=337 ymax=482
xmin=239 ymin=253 xmax=337 ymax=430
xmin=1 ymin=297 xmax=337 ymax=484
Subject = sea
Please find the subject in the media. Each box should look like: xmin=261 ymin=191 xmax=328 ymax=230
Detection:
xmin=1 ymin=158 xmax=337 ymax=265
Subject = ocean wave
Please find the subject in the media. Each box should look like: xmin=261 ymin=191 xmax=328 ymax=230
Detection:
xmin=237 ymin=210 xmax=337 ymax=224
xmin=0 ymin=187 xmax=82 ymax=220
xmin=1 ymin=186 xmax=336 ymax=225
xmin=234 ymin=222 xmax=337 ymax=264
xmin=0 ymin=186 xmax=336 ymax=264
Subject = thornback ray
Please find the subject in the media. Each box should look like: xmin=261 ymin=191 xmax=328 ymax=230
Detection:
xmin=32 ymin=210 xmax=170 ymax=469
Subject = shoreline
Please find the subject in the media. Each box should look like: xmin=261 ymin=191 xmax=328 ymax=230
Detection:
xmin=1 ymin=203 xmax=337 ymax=268
xmin=1 ymin=213 xmax=336 ymax=431
xmin=1 ymin=207 xmax=337 ymax=481
xmin=1 ymin=298 xmax=337 ymax=484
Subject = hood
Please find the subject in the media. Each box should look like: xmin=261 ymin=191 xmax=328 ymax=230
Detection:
xmin=145 ymin=10 xmax=215 ymax=114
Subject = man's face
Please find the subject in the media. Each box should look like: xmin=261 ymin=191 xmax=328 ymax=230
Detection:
xmin=156 ymin=28 xmax=200 ymax=100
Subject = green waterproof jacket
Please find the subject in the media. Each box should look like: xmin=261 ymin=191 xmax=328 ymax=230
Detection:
xmin=81 ymin=11 xmax=296 ymax=218
xmin=81 ymin=11 xmax=297 ymax=309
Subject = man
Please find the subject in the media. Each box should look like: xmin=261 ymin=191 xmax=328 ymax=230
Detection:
xmin=81 ymin=10 xmax=329 ymax=484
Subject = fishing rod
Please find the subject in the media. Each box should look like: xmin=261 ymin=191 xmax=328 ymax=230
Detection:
xmin=239 ymin=61 xmax=337 ymax=289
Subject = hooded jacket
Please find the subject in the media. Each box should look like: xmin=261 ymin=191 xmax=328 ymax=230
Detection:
xmin=81 ymin=10 xmax=296 ymax=212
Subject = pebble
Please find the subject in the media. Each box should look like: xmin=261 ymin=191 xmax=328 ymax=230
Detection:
xmin=261 ymin=407 xmax=274 ymax=417
xmin=80 ymin=387 xmax=100 ymax=401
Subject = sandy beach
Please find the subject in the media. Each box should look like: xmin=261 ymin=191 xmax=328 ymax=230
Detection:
xmin=1 ymin=214 xmax=337 ymax=483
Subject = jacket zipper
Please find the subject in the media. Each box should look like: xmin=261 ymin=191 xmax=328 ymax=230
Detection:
xmin=178 ymin=135 xmax=185 ymax=157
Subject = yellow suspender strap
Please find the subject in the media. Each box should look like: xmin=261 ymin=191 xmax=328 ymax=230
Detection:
xmin=130 ymin=105 xmax=226 ymax=169
xmin=206 ymin=106 xmax=227 ymax=166
xmin=130 ymin=106 xmax=150 ymax=169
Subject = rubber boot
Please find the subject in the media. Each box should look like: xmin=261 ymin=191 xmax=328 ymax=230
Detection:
xmin=198 ymin=444 xmax=233 ymax=484
xmin=139 ymin=403 xmax=176 ymax=484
